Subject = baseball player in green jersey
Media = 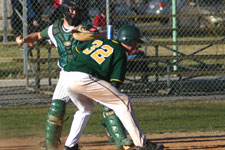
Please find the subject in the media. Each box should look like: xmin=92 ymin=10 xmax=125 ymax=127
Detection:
xmin=15 ymin=0 xmax=132 ymax=150
xmin=62 ymin=25 xmax=164 ymax=150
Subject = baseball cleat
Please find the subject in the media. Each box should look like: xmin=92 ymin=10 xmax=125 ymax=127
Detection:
xmin=39 ymin=141 xmax=59 ymax=150
xmin=136 ymin=140 xmax=164 ymax=150
xmin=39 ymin=141 xmax=46 ymax=149
xmin=64 ymin=144 xmax=79 ymax=150
xmin=122 ymin=138 xmax=133 ymax=146
xmin=120 ymin=144 xmax=136 ymax=150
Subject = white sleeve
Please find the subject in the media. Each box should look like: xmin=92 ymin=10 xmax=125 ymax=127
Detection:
xmin=48 ymin=25 xmax=58 ymax=47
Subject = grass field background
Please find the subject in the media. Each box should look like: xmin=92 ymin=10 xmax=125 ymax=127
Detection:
xmin=0 ymin=100 xmax=225 ymax=139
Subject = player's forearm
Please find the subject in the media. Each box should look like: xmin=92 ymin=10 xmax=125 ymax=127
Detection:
xmin=23 ymin=32 xmax=42 ymax=43
xmin=95 ymin=31 xmax=107 ymax=39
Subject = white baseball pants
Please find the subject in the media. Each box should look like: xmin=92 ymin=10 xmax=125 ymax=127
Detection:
xmin=62 ymin=71 xmax=146 ymax=147
xmin=52 ymin=70 xmax=71 ymax=101
xmin=52 ymin=70 xmax=94 ymax=147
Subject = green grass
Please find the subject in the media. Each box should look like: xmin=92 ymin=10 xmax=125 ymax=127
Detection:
xmin=134 ymin=100 xmax=225 ymax=133
xmin=0 ymin=42 xmax=23 ymax=58
xmin=1 ymin=100 xmax=225 ymax=139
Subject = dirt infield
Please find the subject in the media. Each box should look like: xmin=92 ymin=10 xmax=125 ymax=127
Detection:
xmin=1 ymin=131 xmax=225 ymax=150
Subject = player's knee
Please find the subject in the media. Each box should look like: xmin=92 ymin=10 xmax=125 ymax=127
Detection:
xmin=115 ymin=94 xmax=131 ymax=110
xmin=114 ymin=102 xmax=132 ymax=114
xmin=77 ymin=105 xmax=94 ymax=116
xmin=119 ymin=94 xmax=130 ymax=104
xmin=84 ymin=107 xmax=93 ymax=115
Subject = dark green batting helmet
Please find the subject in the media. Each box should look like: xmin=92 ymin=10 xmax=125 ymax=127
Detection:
xmin=117 ymin=25 xmax=143 ymax=46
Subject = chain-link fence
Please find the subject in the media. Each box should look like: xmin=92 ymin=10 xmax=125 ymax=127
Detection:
xmin=1 ymin=0 xmax=225 ymax=105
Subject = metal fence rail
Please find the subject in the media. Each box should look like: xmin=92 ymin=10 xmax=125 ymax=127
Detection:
xmin=1 ymin=0 xmax=225 ymax=104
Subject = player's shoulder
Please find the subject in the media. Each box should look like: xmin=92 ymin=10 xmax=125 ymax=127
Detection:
xmin=84 ymin=38 xmax=123 ymax=50
xmin=99 ymin=39 xmax=125 ymax=52
xmin=101 ymin=39 xmax=122 ymax=47
xmin=53 ymin=19 xmax=63 ymax=26
xmin=109 ymin=40 xmax=125 ymax=51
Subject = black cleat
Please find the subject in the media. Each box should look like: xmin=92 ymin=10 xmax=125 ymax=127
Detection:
xmin=64 ymin=144 xmax=79 ymax=150
xmin=136 ymin=140 xmax=164 ymax=150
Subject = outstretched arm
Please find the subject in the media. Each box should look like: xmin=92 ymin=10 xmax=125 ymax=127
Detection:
xmin=16 ymin=32 xmax=42 ymax=46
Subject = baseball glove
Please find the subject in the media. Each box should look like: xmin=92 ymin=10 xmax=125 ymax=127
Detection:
xmin=71 ymin=25 xmax=105 ymax=41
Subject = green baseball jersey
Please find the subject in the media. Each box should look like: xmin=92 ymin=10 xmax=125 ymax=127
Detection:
xmin=40 ymin=19 xmax=88 ymax=68
xmin=64 ymin=39 xmax=127 ymax=86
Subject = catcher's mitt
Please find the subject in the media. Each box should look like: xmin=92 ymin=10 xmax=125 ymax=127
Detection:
xmin=71 ymin=25 xmax=105 ymax=41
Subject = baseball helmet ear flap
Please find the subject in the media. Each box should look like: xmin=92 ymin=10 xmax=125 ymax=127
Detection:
xmin=117 ymin=25 xmax=144 ymax=46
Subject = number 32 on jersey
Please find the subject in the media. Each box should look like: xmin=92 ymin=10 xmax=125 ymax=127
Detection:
xmin=83 ymin=40 xmax=114 ymax=64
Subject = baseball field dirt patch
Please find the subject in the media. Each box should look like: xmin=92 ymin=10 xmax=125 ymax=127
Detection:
xmin=1 ymin=131 xmax=225 ymax=150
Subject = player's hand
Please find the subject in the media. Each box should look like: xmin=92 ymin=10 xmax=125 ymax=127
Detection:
xmin=16 ymin=36 xmax=24 ymax=47
xmin=33 ymin=20 xmax=39 ymax=26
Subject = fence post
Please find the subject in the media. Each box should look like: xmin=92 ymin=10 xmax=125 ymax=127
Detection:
xmin=106 ymin=0 xmax=110 ymax=26
xmin=48 ymin=47 xmax=52 ymax=87
xmin=172 ymin=0 xmax=178 ymax=71
xmin=35 ymin=48 xmax=40 ymax=89
xmin=155 ymin=45 xmax=159 ymax=82
xmin=3 ymin=0 xmax=8 ymax=44
xmin=106 ymin=0 xmax=113 ymax=40
xmin=22 ymin=0 xmax=29 ymax=87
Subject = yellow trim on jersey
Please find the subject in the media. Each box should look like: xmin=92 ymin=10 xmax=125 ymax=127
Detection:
xmin=110 ymin=79 xmax=123 ymax=83
xmin=111 ymin=40 xmax=119 ymax=44
xmin=75 ymin=46 xmax=80 ymax=54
